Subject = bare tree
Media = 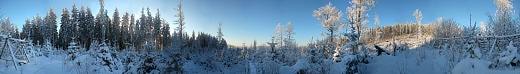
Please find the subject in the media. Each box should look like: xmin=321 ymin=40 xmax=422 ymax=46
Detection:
xmin=313 ymin=2 xmax=342 ymax=43
xmin=374 ymin=15 xmax=381 ymax=42
xmin=346 ymin=0 xmax=375 ymax=40
xmin=489 ymin=0 xmax=515 ymax=36
xmin=274 ymin=23 xmax=284 ymax=48
xmin=284 ymin=22 xmax=295 ymax=49
xmin=174 ymin=0 xmax=186 ymax=50
xmin=413 ymin=9 xmax=423 ymax=36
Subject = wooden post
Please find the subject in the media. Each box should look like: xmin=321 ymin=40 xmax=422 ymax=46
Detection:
xmin=0 ymin=37 xmax=7 ymax=60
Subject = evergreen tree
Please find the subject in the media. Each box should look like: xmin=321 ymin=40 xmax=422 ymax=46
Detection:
xmin=154 ymin=8 xmax=162 ymax=50
xmin=121 ymin=12 xmax=130 ymax=50
xmin=174 ymin=0 xmax=186 ymax=51
xmin=44 ymin=7 xmax=58 ymax=46
xmin=130 ymin=14 xmax=135 ymax=48
xmin=146 ymin=7 xmax=154 ymax=48
xmin=217 ymin=21 xmax=226 ymax=49
xmin=161 ymin=18 xmax=170 ymax=49
xmin=95 ymin=0 xmax=110 ymax=43
xmin=21 ymin=18 xmax=31 ymax=39
xmin=85 ymin=7 xmax=95 ymax=50
xmin=58 ymin=8 xmax=70 ymax=49
xmin=0 ymin=17 xmax=14 ymax=36
xmin=136 ymin=7 xmax=147 ymax=52
xmin=71 ymin=4 xmax=80 ymax=44
xmin=112 ymin=8 xmax=121 ymax=50
xmin=78 ymin=6 xmax=88 ymax=47
xmin=11 ymin=26 xmax=19 ymax=39
xmin=217 ymin=21 xmax=223 ymax=40
xmin=32 ymin=13 xmax=44 ymax=45
xmin=135 ymin=19 xmax=142 ymax=51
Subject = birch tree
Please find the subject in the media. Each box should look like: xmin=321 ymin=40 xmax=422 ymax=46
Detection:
xmin=346 ymin=0 xmax=375 ymax=40
xmin=489 ymin=0 xmax=515 ymax=36
xmin=313 ymin=2 xmax=342 ymax=44
xmin=413 ymin=9 xmax=423 ymax=35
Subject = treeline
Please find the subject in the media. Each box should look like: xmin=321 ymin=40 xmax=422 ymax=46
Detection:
xmin=18 ymin=3 xmax=174 ymax=51
xmin=0 ymin=17 xmax=19 ymax=38
xmin=0 ymin=0 xmax=227 ymax=52
xmin=360 ymin=22 xmax=434 ymax=43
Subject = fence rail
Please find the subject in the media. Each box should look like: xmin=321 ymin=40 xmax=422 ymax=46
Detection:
xmin=431 ymin=34 xmax=520 ymax=53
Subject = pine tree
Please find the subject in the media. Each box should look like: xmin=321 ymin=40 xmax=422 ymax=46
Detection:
xmin=85 ymin=7 xmax=95 ymax=50
xmin=0 ymin=17 xmax=13 ymax=36
xmin=94 ymin=2 xmax=105 ymax=42
xmin=161 ymin=18 xmax=171 ymax=49
xmin=217 ymin=21 xmax=226 ymax=49
xmin=59 ymin=8 xmax=70 ymax=49
xmin=135 ymin=19 xmax=142 ymax=51
xmin=44 ymin=7 xmax=58 ymax=46
xmin=121 ymin=12 xmax=130 ymax=50
xmin=95 ymin=0 xmax=110 ymax=43
xmin=190 ymin=31 xmax=196 ymax=49
xmin=21 ymin=18 xmax=31 ymax=40
xmin=71 ymin=4 xmax=80 ymax=44
xmin=78 ymin=6 xmax=88 ymax=47
xmin=174 ymin=0 xmax=186 ymax=51
xmin=32 ymin=13 xmax=44 ymax=45
xmin=154 ymin=8 xmax=162 ymax=50
xmin=112 ymin=8 xmax=121 ymax=50
xmin=136 ymin=7 xmax=147 ymax=52
xmin=11 ymin=26 xmax=19 ymax=39
xmin=253 ymin=39 xmax=257 ymax=50
xmin=130 ymin=14 xmax=135 ymax=48
xmin=217 ymin=21 xmax=224 ymax=40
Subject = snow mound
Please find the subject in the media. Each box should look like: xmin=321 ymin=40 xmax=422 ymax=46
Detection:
xmin=330 ymin=55 xmax=357 ymax=74
xmin=452 ymin=58 xmax=488 ymax=74
xmin=279 ymin=59 xmax=309 ymax=74
xmin=498 ymin=41 xmax=517 ymax=65
xmin=453 ymin=58 xmax=520 ymax=74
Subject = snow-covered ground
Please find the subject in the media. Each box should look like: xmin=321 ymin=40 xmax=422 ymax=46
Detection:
xmin=0 ymin=56 xmax=69 ymax=74
xmin=1 ymin=34 xmax=520 ymax=74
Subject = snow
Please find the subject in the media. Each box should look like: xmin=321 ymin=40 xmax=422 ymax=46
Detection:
xmin=452 ymin=58 xmax=520 ymax=74
xmin=2 ymin=33 xmax=520 ymax=74
xmin=279 ymin=59 xmax=309 ymax=74
xmin=249 ymin=61 xmax=257 ymax=74
xmin=452 ymin=58 xmax=490 ymax=74
xmin=498 ymin=41 xmax=517 ymax=66
xmin=365 ymin=49 xmax=447 ymax=74
xmin=330 ymin=55 xmax=357 ymax=74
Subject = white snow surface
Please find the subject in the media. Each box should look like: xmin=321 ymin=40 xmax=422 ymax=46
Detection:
xmin=452 ymin=58 xmax=520 ymax=74
xmin=279 ymin=59 xmax=309 ymax=74
xmin=2 ymin=34 xmax=520 ymax=74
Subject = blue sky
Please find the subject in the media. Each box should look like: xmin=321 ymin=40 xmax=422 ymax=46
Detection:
xmin=1 ymin=0 xmax=519 ymax=46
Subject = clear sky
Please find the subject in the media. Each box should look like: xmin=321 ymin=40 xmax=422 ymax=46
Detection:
xmin=1 ymin=0 xmax=519 ymax=46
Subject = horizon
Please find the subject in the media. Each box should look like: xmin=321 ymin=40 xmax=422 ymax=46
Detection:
xmin=1 ymin=0 xmax=519 ymax=47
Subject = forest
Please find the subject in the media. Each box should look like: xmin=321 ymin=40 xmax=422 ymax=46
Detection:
xmin=0 ymin=0 xmax=519 ymax=74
